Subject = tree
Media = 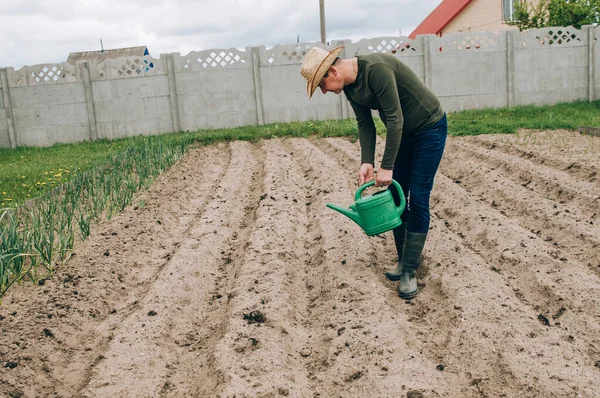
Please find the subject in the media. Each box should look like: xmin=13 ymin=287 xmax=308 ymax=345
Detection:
xmin=508 ymin=0 xmax=600 ymax=31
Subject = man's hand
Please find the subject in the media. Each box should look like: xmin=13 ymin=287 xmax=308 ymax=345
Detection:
xmin=358 ymin=163 xmax=374 ymax=185
xmin=375 ymin=167 xmax=393 ymax=187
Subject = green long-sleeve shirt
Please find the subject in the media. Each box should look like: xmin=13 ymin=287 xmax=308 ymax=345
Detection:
xmin=343 ymin=53 xmax=444 ymax=169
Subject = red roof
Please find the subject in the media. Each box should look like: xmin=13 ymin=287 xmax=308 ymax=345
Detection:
xmin=409 ymin=0 xmax=474 ymax=39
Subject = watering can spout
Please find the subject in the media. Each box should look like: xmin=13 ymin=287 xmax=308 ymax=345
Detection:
xmin=326 ymin=203 xmax=362 ymax=228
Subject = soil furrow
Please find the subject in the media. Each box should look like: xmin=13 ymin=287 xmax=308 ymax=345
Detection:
xmin=412 ymin=215 xmax=549 ymax=397
xmin=443 ymin=140 xmax=600 ymax=274
xmin=289 ymin=138 xmax=453 ymax=397
xmin=0 ymin=144 xmax=229 ymax=398
xmin=317 ymin=134 xmax=599 ymax=397
xmin=80 ymin=141 xmax=262 ymax=397
xmin=470 ymin=130 xmax=600 ymax=183
xmin=314 ymin=135 xmax=538 ymax=397
xmin=430 ymin=174 xmax=599 ymax=396
xmin=280 ymin=137 xmax=333 ymax=395
xmin=160 ymin=141 xmax=266 ymax=397
xmin=290 ymin=137 xmax=352 ymax=394
xmin=211 ymin=138 xmax=314 ymax=397
xmin=451 ymin=139 xmax=600 ymax=219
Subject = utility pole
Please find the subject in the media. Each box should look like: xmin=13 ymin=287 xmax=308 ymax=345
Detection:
xmin=319 ymin=0 xmax=326 ymax=44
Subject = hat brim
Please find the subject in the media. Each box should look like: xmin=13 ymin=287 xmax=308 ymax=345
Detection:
xmin=307 ymin=46 xmax=344 ymax=98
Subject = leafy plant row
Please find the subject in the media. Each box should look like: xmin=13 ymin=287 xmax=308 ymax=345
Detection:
xmin=0 ymin=135 xmax=193 ymax=299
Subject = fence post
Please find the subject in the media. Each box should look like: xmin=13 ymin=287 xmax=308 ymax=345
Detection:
xmin=587 ymin=25 xmax=595 ymax=101
xmin=0 ymin=68 xmax=18 ymax=148
xmin=422 ymin=35 xmax=432 ymax=87
xmin=163 ymin=53 xmax=181 ymax=132
xmin=506 ymin=30 xmax=515 ymax=107
xmin=251 ymin=47 xmax=265 ymax=126
xmin=80 ymin=61 xmax=98 ymax=141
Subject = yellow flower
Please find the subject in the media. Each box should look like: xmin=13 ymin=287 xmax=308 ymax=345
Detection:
xmin=54 ymin=173 xmax=62 ymax=178
xmin=44 ymin=172 xmax=49 ymax=175
xmin=2 ymin=192 xmax=5 ymax=195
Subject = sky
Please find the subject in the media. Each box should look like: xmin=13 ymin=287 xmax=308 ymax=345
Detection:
xmin=0 ymin=0 xmax=443 ymax=70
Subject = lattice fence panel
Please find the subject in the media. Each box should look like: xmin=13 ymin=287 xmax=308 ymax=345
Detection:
xmin=180 ymin=49 xmax=250 ymax=72
xmin=433 ymin=32 xmax=503 ymax=53
xmin=262 ymin=43 xmax=316 ymax=66
xmin=519 ymin=27 xmax=587 ymax=48
xmin=92 ymin=56 xmax=165 ymax=80
xmin=346 ymin=37 xmax=422 ymax=57
xmin=8 ymin=63 xmax=78 ymax=86
xmin=451 ymin=34 xmax=500 ymax=51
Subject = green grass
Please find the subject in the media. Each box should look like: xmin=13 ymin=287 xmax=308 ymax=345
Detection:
xmin=1 ymin=100 xmax=599 ymax=208
xmin=0 ymin=138 xmax=135 ymax=207
xmin=447 ymin=100 xmax=600 ymax=136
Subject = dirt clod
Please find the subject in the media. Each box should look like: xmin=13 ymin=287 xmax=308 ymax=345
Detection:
xmin=345 ymin=371 xmax=363 ymax=382
xmin=243 ymin=310 xmax=265 ymax=324
xmin=538 ymin=314 xmax=550 ymax=326
xmin=4 ymin=361 xmax=18 ymax=369
xmin=552 ymin=307 xmax=566 ymax=320
xmin=300 ymin=347 xmax=312 ymax=357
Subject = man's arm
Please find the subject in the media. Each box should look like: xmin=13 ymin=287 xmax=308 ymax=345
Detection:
xmin=369 ymin=65 xmax=403 ymax=170
xmin=349 ymin=100 xmax=377 ymax=166
xmin=348 ymin=100 xmax=378 ymax=185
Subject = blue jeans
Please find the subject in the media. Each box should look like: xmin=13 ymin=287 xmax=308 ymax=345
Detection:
xmin=389 ymin=114 xmax=447 ymax=234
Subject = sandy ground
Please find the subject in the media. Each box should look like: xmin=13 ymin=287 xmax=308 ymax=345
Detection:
xmin=1 ymin=129 xmax=599 ymax=398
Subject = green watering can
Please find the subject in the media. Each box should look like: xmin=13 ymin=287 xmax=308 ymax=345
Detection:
xmin=326 ymin=180 xmax=407 ymax=236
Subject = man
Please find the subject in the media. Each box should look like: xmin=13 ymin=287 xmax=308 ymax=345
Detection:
xmin=300 ymin=46 xmax=447 ymax=300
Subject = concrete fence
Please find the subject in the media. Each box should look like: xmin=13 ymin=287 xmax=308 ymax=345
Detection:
xmin=0 ymin=25 xmax=598 ymax=149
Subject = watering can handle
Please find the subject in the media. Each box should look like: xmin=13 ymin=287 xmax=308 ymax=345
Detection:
xmin=354 ymin=181 xmax=376 ymax=200
xmin=354 ymin=180 xmax=406 ymax=212
xmin=354 ymin=180 xmax=403 ymax=201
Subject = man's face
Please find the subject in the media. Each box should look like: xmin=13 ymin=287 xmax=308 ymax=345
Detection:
xmin=319 ymin=68 xmax=343 ymax=94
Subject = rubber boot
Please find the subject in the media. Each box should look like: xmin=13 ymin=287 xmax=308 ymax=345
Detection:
xmin=397 ymin=231 xmax=427 ymax=300
xmin=384 ymin=224 xmax=406 ymax=281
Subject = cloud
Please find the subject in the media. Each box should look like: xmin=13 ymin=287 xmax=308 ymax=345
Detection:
xmin=0 ymin=0 xmax=441 ymax=69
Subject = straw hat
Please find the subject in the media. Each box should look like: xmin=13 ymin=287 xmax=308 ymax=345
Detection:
xmin=300 ymin=45 xmax=344 ymax=98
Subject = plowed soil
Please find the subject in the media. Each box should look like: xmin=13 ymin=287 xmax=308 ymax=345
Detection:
xmin=1 ymin=130 xmax=599 ymax=398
